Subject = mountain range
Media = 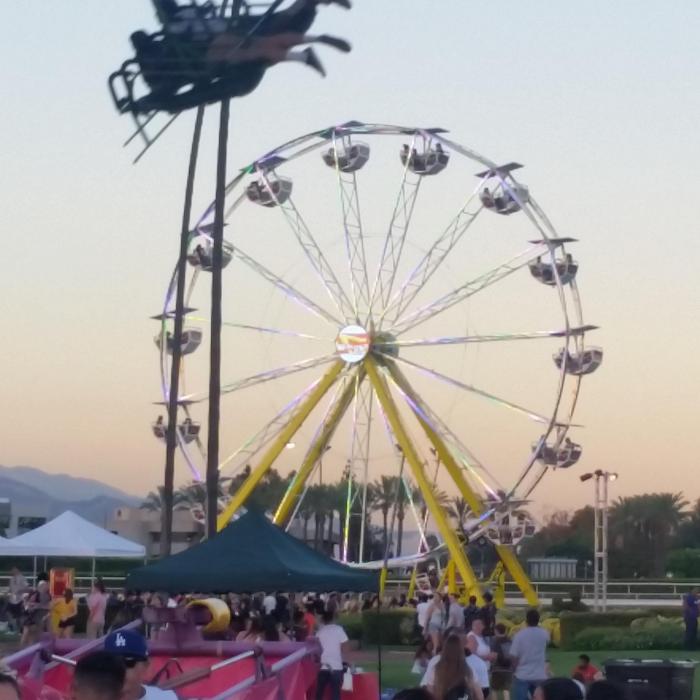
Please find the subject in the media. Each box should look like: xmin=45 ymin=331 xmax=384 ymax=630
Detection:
xmin=0 ymin=465 xmax=140 ymax=527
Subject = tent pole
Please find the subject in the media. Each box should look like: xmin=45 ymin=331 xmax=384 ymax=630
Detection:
xmin=33 ymin=557 xmax=37 ymax=586
xmin=91 ymin=558 xmax=96 ymax=583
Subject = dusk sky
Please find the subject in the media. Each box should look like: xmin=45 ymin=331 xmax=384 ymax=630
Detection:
xmin=2 ymin=1 xmax=699 ymax=522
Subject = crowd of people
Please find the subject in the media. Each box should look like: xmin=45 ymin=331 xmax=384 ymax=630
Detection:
xmin=4 ymin=568 xmax=110 ymax=647
xmin=0 ymin=571 xmax=678 ymax=700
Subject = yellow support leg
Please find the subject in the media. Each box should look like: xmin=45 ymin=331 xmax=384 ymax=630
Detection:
xmin=217 ymin=361 xmax=344 ymax=530
xmin=407 ymin=566 xmax=418 ymax=599
xmin=385 ymin=360 xmax=539 ymax=606
xmin=274 ymin=370 xmax=358 ymax=525
xmin=496 ymin=545 xmax=538 ymax=606
xmin=366 ymin=359 xmax=482 ymax=602
xmin=447 ymin=559 xmax=457 ymax=595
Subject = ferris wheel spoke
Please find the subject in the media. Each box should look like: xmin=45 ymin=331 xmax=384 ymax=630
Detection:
xmin=379 ymin=325 xmax=597 ymax=349
xmin=389 ymin=241 xmax=553 ymax=336
xmin=372 ymin=387 xmax=430 ymax=555
xmin=380 ymin=189 xmax=484 ymax=327
xmin=276 ymin=368 xmax=358 ymax=527
xmin=218 ymin=376 xmax=324 ymax=473
xmin=383 ymin=353 xmax=553 ymax=424
xmin=234 ymin=247 xmax=342 ymax=326
xmin=182 ymin=354 xmax=336 ymax=402
xmin=187 ymin=318 xmax=331 ymax=342
xmin=347 ymin=375 xmax=374 ymax=562
xmin=258 ymin=169 xmax=355 ymax=321
xmin=368 ymin=132 xmax=423 ymax=318
xmin=382 ymin=361 xmax=505 ymax=499
xmin=330 ymin=131 xmax=372 ymax=321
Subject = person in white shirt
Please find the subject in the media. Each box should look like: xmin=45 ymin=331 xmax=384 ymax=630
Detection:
xmin=262 ymin=593 xmax=277 ymax=615
xmin=315 ymin=610 xmax=348 ymax=700
xmin=467 ymin=617 xmax=497 ymax=695
xmin=415 ymin=594 xmax=432 ymax=634
xmin=7 ymin=567 xmax=27 ymax=633
xmin=446 ymin=593 xmax=464 ymax=632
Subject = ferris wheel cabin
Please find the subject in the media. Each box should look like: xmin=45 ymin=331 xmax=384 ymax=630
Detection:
xmin=535 ymin=437 xmax=582 ymax=468
xmin=554 ymin=346 xmax=603 ymax=375
xmin=529 ymin=253 xmax=579 ymax=286
xmin=400 ymin=142 xmax=449 ymax=175
xmin=187 ymin=237 xmax=234 ymax=271
xmin=151 ymin=417 xmax=201 ymax=443
xmin=245 ymin=173 xmax=293 ymax=207
xmin=322 ymin=141 xmax=370 ymax=172
xmin=154 ymin=328 xmax=203 ymax=355
xmin=476 ymin=162 xmax=529 ymax=215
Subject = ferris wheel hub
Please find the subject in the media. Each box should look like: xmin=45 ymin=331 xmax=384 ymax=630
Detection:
xmin=335 ymin=324 xmax=370 ymax=364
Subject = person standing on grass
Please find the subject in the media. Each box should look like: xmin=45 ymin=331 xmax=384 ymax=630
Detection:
xmin=682 ymin=588 xmax=698 ymax=650
xmin=509 ymin=609 xmax=550 ymax=700
xmin=446 ymin=594 xmax=465 ymax=632
xmin=315 ymin=610 xmax=349 ymax=700
xmin=7 ymin=568 xmax=28 ymax=633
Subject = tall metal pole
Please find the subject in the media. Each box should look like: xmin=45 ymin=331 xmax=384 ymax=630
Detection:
xmin=206 ymin=98 xmax=230 ymax=538
xmin=593 ymin=474 xmax=601 ymax=611
xmin=161 ymin=106 xmax=205 ymax=557
xmin=602 ymin=474 xmax=609 ymax=612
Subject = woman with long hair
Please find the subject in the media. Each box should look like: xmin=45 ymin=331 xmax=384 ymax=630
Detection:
xmin=425 ymin=595 xmax=446 ymax=651
xmin=432 ymin=635 xmax=484 ymax=700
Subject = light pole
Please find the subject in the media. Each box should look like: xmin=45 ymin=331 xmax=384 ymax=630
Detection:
xmin=580 ymin=469 xmax=618 ymax=611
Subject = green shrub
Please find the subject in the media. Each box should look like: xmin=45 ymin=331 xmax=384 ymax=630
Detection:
xmin=572 ymin=622 xmax=684 ymax=651
xmin=361 ymin=609 xmax=418 ymax=645
xmin=560 ymin=611 xmax=655 ymax=649
xmin=338 ymin=613 xmax=363 ymax=641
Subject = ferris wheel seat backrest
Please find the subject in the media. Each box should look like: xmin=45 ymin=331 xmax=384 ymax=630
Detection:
xmin=553 ymin=346 xmax=603 ymax=375
xmin=399 ymin=145 xmax=449 ymax=176
xmin=322 ymin=142 xmax=370 ymax=172
xmin=246 ymin=175 xmax=293 ymax=207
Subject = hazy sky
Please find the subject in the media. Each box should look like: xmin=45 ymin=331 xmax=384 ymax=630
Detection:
xmin=2 ymin=1 xmax=699 ymax=519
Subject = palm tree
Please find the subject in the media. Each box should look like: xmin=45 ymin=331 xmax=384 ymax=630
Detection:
xmin=610 ymin=493 xmax=688 ymax=576
xmin=449 ymin=496 xmax=470 ymax=539
xmin=141 ymin=485 xmax=186 ymax=512
xmin=371 ymin=476 xmax=397 ymax=553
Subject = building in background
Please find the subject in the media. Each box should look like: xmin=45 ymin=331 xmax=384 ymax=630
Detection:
xmin=527 ymin=557 xmax=578 ymax=580
xmin=107 ymin=507 xmax=201 ymax=558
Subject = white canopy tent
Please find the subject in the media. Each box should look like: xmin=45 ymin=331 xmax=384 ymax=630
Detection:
xmin=0 ymin=511 xmax=145 ymax=581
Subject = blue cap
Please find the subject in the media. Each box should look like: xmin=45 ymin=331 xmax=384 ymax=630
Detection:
xmin=104 ymin=630 xmax=149 ymax=660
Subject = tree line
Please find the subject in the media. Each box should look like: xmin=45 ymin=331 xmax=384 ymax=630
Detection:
xmin=521 ymin=492 xmax=700 ymax=578
xmin=141 ymin=468 xmax=476 ymax=563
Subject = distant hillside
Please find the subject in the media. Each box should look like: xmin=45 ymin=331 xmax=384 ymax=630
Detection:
xmin=0 ymin=465 xmax=138 ymax=504
xmin=0 ymin=467 xmax=139 ymax=528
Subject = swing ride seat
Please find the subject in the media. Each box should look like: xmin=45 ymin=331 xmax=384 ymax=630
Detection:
xmin=553 ymin=346 xmax=603 ymax=375
xmin=399 ymin=145 xmax=449 ymax=176
xmin=321 ymin=141 xmax=370 ymax=172
xmin=529 ymin=254 xmax=578 ymax=286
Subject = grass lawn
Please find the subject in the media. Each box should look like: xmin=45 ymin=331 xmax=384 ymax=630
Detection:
xmin=352 ymin=648 xmax=700 ymax=699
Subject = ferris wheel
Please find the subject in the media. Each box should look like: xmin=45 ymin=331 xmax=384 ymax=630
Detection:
xmin=152 ymin=121 xmax=601 ymax=601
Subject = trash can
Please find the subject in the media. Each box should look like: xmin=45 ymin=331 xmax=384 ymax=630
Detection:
xmin=670 ymin=660 xmax=696 ymax=700
xmin=604 ymin=658 xmax=697 ymax=700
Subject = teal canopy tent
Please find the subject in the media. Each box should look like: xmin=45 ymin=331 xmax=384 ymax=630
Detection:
xmin=126 ymin=509 xmax=379 ymax=593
